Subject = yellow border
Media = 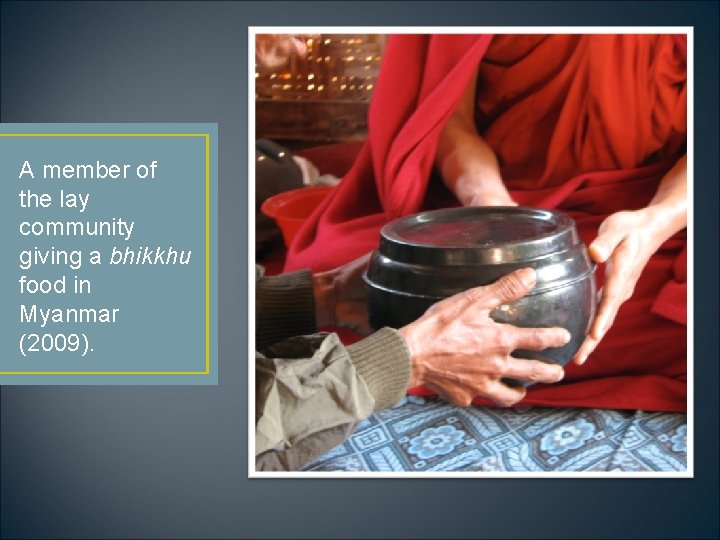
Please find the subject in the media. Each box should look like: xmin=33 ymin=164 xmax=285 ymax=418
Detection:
xmin=0 ymin=133 xmax=212 ymax=376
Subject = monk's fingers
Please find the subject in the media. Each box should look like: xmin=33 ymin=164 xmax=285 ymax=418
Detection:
xmin=572 ymin=335 xmax=599 ymax=366
xmin=579 ymin=258 xmax=631 ymax=362
xmin=590 ymin=293 xmax=618 ymax=342
xmin=502 ymin=357 xmax=565 ymax=384
xmin=589 ymin=212 xmax=633 ymax=263
xmin=591 ymin=247 xmax=637 ymax=339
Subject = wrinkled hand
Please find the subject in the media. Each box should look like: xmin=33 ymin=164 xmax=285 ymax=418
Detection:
xmin=255 ymin=34 xmax=313 ymax=69
xmin=312 ymin=254 xmax=372 ymax=335
xmin=573 ymin=207 xmax=673 ymax=365
xmin=400 ymin=268 xmax=570 ymax=407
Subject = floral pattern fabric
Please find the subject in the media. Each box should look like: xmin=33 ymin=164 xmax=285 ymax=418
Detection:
xmin=303 ymin=397 xmax=687 ymax=472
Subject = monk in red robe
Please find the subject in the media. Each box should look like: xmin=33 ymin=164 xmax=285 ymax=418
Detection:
xmin=284 ymin=34 xmax=687 ymax=413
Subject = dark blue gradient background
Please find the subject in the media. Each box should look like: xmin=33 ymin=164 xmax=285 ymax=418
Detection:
xmin=1 ymin=2 xmax=717 ymax=539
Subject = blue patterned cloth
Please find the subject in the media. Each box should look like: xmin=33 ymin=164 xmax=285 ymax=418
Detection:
xmin=303 ymin=396 xmax=687 ymax=472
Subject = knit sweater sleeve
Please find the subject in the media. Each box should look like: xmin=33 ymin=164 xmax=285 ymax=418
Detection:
xmin=255 ymin=268 xmax=413 ymax=470
xmin=255 ymin=268 xmax=316 ymax=350
xmin=255 ymin=266 xmax=411 ymax=413
xmin=347 ymin=328 xmax=411 ymax=412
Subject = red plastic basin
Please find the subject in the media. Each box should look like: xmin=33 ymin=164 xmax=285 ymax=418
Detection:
xmin=260 ymin=186 xmax=334 ymax=247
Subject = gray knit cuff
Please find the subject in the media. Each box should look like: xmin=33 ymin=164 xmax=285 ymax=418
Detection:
xmin=347 ymin=328 xmax=411 ymax=412
xmin=256 ymin=269 xmax=316 ymax=350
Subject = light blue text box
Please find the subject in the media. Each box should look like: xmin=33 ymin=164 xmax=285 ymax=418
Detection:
xmin=1 ymin=124 xmax=218 ymax=384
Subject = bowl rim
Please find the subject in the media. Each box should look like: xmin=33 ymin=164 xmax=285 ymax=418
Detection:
xmin=379 ymin=206 xmax=579 ymax=265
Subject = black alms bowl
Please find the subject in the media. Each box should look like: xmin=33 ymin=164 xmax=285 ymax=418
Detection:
xmin=364 ymin=207 xmax=597 ymax=369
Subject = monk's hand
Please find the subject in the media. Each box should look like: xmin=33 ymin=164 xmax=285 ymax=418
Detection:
xmin=573 ymin=155 xmax=686 ymax=365
xmin=466 ymin=189 xmax=518 ymax=207
xmin=461 ymin=170 xmax=518 ymax=207
xmin=573 ymin=207 xmax=678 ymax=365
xmin=312 ymin=253 xmax=372 ymax=335
xmin=399 ymin=268 xmax=570 ymax=407
xmin=444 ymin=163 xmax=517 ymax=206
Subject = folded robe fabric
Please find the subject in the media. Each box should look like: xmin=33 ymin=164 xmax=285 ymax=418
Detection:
xmin=285 ymin=34 xmax=687 ymax=412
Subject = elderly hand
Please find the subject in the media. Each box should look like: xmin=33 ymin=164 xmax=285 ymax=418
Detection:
xmin=312 ymin=253 xmax=372 ymax=335
xmin=399 ymin=268 xmax=570 ymax=407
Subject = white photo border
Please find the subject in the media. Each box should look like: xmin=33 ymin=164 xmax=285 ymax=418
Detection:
xmin=248 ymin=26 xmax=693 ymax=479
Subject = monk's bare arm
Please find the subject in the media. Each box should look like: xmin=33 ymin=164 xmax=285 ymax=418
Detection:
xmin=435 ymin=67 xmax=515 ymax=207
xmin=647 ymin=155 xmax=688 ymax=234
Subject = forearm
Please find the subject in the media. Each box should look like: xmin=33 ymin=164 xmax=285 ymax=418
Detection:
xmin=645 ymin=155 xmax=687 ymax=240
xmin=347 ymin=328 xmax=411 ymax=412
xmin=437 ymin=122 xmax=508 ymax=206
xmin=311 ymin=271 xmax=334 ymax=328
xmin=435 ymin=66 xmax=512 ymax=207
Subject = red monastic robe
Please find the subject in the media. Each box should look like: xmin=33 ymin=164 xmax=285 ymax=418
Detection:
xmin=285 ymin=34 xmax=687 ymax=412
